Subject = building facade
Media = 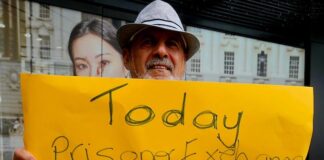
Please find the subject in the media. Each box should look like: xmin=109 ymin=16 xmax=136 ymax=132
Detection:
xmin=186 ymin=27 xmax=305 ymax=85
xmin=22 ymin=2 xmax=81 ymax=75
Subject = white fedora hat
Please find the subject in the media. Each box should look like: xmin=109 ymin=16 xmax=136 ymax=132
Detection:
xmin=117 ymin=0 xmax=200 ymax=60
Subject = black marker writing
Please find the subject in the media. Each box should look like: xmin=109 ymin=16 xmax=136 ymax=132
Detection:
xmin=120 ymin=151 xmax=137 ymax=160
xmin=217 ymin=112 xmax=243 ymax=148
xmin=162 ymin=92 xmax=186 ymax=127
xmin=193 ymin=110 xmax=218 ymax=129
xmin=90 ymin=83 xmax=128 ymax=125
xmin=125 ymin=105 xmax=155 ymax=126
xmin=96 ymin=147 xmax=113 ymax=160
xmin=139 ymin=149 xmax=175 ymax=160
xmin=70 ymin=144 xmax=83 ymax=160
xmin=206 ymin=149 xmax=218 ymax=160
xmin=181 ymin=138 xmax=197 ymax=160
xmin=52 ymin=136 xmax=69 ymax=160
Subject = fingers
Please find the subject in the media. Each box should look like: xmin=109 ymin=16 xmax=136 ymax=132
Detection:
xmin=13 ymin=148 xmax=36 ymax=160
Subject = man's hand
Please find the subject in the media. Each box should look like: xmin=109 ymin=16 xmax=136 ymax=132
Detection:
xmin=13 ymin=148 xmax=36 ymax=160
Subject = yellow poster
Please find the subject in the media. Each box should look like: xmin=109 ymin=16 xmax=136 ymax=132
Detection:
xmin=21 ymin=73 xmax=313 ymax=160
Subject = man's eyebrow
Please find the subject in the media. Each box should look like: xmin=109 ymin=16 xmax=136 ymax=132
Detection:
xmin=169 ymin=35 xmax=186 ymax=48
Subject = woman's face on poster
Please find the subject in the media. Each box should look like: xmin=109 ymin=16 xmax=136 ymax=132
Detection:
xmin=72 ymin=33 xmax=125 ymax=77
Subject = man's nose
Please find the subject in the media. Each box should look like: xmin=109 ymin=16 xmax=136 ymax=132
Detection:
xmin=153 ymin=42 xmax=169 ymax=58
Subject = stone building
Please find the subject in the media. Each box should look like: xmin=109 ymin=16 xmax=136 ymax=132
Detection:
xmin=186 ymin=27 xmax=305 ymax=86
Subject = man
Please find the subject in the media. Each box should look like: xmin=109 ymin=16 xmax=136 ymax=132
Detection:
xmin=13 ymin=0 xmax=200 ymax=159
xmin=117 ymin=0 xmax=200 ymax=80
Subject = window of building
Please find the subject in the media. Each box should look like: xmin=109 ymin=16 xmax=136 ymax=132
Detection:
xmin=289 ymin=56 xmax=299 ymax=79
xmin=224 ymin=51 xmax=234 ymax=75
xmin=39 ymin=35 xmax=50 ymax=59
xmin=187 ymin=51 xmax=201 ymax=73
xmin=257 ymin=51 xmax=267 ymax=77
xmin=39 ymin=4 xmax=50 ymax=19
xmin=190 ymin=58 xmax=201 ymax=73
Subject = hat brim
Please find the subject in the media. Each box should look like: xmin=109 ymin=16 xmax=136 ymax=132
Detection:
xmin=117 ymin=23 xmax=200 ymax=60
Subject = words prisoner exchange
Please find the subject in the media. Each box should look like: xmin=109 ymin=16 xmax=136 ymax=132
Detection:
xmin=50 ymin=135 xmax=304 ymax=160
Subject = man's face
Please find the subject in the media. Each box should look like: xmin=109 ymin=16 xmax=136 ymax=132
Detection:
xmin=123 ymin=27 xmax=187 ymax=80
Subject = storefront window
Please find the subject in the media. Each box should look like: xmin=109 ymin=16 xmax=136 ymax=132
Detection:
xmin=0 ymin=1 xmax=306 ymax=159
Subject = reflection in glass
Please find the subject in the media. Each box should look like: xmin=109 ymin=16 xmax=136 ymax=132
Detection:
xmin=186 ymin=26 xmax=305 ymax=85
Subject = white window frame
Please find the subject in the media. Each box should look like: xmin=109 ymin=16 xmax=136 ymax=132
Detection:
xmin=257 ymin=51 xmax=267 ymax=77
xmin=39 ymin=35 xmax=50 ymax=59
xmin=224 ymin=51 xmax=234 ymax=75
xmin=39 ymin=4 xmax=50 ymax=19
xmin=289 ymin=56 xmax=299 ymax=79
xmin=190 ymin=58 xmax=201 ymax=73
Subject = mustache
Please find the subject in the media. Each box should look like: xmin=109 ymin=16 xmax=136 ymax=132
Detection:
xmin=146 ymin=57 xmax=174 ymax=71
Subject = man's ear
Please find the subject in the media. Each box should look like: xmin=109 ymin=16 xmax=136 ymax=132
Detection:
xmin=123 ymin=48 xmax=131 ymax=70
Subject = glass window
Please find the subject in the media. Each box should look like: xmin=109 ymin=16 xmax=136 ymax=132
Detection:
xmin=39 ymin=35 xmax=50 ymax=59
xmin=190 ymin=56 xmax=201 ymax=73
xmin=39 ymin=4 xmax=50 ymax=19
xmin=257 ymin=51 xmax=267 ymax=77
xmin=0 ymin=1 xmax=308 ymax=159
xmin=289 ymin=56 xmax=299 ymax=79
xmin=224 ymin=51 xmax=234 ymax=75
